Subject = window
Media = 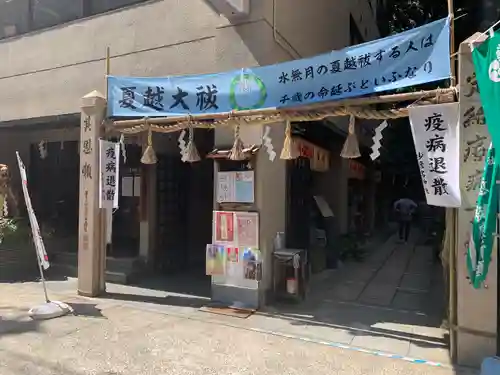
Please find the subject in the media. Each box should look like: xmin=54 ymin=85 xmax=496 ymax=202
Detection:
xmin=89 ymin=0 xmax=145 ymax=15
xmin=31 ymin=0 xmax=83 ymax=30
xmin=0 ymin=0 xmax=30 ymax=39
xmin=0 ymin=0 xmax=147 ymax=40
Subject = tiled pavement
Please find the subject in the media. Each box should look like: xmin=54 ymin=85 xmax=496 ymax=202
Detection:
xmin=0 ymin=229 xmax=467 ymax=373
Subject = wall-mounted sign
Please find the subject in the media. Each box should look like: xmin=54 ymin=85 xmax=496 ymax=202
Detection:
xmin=293 ymin=137 xmax=330 ymax=172
xmin=348 ymin=160 xmax=366 ymax=180
xmin=216 ymin=171 xmax=255 ymax=203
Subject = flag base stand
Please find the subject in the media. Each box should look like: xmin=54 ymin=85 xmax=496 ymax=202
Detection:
xmin=29 ymin=300 xmax=72 ymax=320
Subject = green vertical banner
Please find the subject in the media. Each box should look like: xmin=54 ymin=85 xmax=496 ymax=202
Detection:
xmin=465 ymin=145 xmax=498 ymax=288
xmin=469 ymin=33 xmax=500 ymax=288
xmin=472 ymin=32 xmax=500 ymax=154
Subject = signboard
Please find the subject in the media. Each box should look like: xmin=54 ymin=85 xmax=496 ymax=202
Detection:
xmin=99 ymin=140 xmax=120 ymax=209
xmin=108 ymin=18 xmax=450 ymax=117
xmin=409 ymin=103 xmax=461 ymax=207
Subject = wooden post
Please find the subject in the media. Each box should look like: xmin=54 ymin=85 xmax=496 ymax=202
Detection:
xmin=78 ymin=90 xmax=107 ymax=297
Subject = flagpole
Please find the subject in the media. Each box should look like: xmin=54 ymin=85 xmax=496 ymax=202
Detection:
xmin=447 ymin=0 xmax=456 ymax=85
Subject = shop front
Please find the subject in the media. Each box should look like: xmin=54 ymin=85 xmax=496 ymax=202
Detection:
xmin=76 ymin=17 xmax=454 ymax=311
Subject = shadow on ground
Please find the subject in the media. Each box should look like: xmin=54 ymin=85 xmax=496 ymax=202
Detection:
xmin=102 ymin=291 xmax=208 ymax=309
xmin=0 ymin=312 xmax=42 ymax=337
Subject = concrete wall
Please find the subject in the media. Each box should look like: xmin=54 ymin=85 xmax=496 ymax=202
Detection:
xmin=0 ymin=0 xmax=380 ymax=124
xmin=255 ymin=122 xmax=287 ymax=298
xmin=455 ymin=34 xmax=497 ymax=367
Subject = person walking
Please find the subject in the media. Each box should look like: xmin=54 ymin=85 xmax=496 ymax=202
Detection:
xmin=393 ymin=197 xmax=417 ymax=243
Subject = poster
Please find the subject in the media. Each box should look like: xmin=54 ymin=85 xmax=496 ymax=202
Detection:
xmin=216 ymin=172 xmax=233 ymax=203
xmin=99 ymin=140 xmax=120 ymax=209
xmin=234 ymin=171 xmax=255 ymax=203
xmin=225 ymin=246 xmax=242 ymax=279
xmin=409 ymin=103 xmax=461 ymax=207
xmin=235 ymin=212 xmax=259 ymax=247
xmin=211 ymin=211 xmax=261 ymax=290
xmin=243 ymin=248 xmax=262 ymax=281
xmin=206 ymin=244 xmax=225 ymax=275
xmin=216 ymin=171 xmax=255 ymax=203
xmin=214 ymin=211 xmax=235 ymax=243
xmin=227 ymin=246 xmax=239 ymax=262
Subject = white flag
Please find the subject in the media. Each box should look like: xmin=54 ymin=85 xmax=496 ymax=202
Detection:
xmin=16 ymin=152 xmax=50 ymax=270
xmin=408 ymin=103 xmax=461 ymax=207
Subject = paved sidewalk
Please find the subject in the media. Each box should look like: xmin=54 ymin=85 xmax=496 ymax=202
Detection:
xmin=260 ymin=231 xmax=449 ymax=364
xmin=0 ymin=282 xmax=476 ymax=375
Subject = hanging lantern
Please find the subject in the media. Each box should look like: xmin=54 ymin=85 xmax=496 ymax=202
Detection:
xmin=140 ymin=122 xmax=157 ymax=165
xmin=280 ymin=119 xmax=299 ymax=160
xmin=229 ymin=122 xmax=245 ymax=161
xmin=340 ymin=114 xmax=361 ymax=159
xmin=184 ymin=125 xmax=201 ymax=163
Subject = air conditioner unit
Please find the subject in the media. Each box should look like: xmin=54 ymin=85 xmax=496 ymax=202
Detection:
xmin=224 ymin=0 xmax=250 ymax=16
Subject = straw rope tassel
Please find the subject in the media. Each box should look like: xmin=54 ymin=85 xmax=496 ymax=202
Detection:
xmin=140 ymin=124 xmax=158 ymax=164
xmin=280 ymin=119 xmax=298 ymax=160
xmin=229 ymin=122 xmax=245 ymax=160
xmin=0 ymin=193 xmax=6 ymax=219
xmin=184 ymin=125 xmax=201 ymax=163
xmin=340 ymin=114 xmax=361 ymax=159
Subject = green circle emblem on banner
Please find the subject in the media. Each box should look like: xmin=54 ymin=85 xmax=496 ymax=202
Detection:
xmin=229 ymin=73 xmax=267 ymax=110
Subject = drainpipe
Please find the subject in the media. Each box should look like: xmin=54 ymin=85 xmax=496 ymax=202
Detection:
xmin=272 ymin=0 xmax=301 ymax=59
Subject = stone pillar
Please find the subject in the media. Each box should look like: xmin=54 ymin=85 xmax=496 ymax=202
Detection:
xmin=78 ymin=90 xmax=107 ymax=297
xmin=455 ymin=34 xmax=497 ymax=367
xmin=254 ymin=122 xmax=287 ymax=304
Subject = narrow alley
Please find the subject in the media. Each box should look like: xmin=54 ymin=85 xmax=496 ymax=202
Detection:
xmin=263 ymin=228 xmax=448 ymax=364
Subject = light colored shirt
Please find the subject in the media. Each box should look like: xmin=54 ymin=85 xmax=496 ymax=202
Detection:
xmin=394 ymin=198 xmax=417 ymax=221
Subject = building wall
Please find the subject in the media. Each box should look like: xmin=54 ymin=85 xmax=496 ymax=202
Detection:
xmin=455 ymin=34 xmax=497 ymax=367
xmin=0 ymin=0 xmax=381 ymax=124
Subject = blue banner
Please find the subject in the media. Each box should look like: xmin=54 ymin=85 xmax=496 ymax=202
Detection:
xmin=107 ymin=18 xmax=450 ymax=118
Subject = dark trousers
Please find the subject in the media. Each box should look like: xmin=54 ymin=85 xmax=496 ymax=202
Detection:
xmin=398 ymin=220 xmax=411 ymax=242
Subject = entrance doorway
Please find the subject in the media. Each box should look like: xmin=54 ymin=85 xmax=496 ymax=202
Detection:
xmin=151 ymin=130 xmax=215 ymax=285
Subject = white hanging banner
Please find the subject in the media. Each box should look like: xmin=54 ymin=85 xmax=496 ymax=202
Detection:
xmin=16 ymin=152 xmax=50 ymax=270
xmin=409 ymin=103 xmax=461 ymax=207
xmin=99 ymin=140 xmax=120 ymax=209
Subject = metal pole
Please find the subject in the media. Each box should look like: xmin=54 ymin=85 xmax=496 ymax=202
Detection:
xmin=36 ymin=252 xmax=50 ymax=303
